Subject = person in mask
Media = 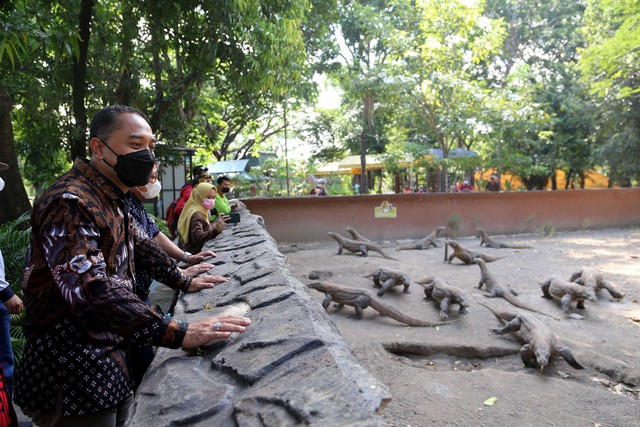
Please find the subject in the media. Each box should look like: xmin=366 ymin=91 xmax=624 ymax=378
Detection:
xmin=457 ymin=178 xmax=474 ymax=192
xmin=128 ymin=161 xmax=230 ymax=391
xmin=177 ymin=183 xmax=226 ymax=254
xmin=14 ymin=105 xmax=250 ymax=426
xmin=213 ymin=175 xmax=235 ymax=219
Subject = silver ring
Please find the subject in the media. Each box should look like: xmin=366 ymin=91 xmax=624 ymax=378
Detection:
xmin=213 ymin=322 xmax=221 ymax=331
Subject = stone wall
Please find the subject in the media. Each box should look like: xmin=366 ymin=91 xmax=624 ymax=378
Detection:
xmin=127 ymin=203 xmax=391 ymax=426
xmin=243 ymin=188 xmax=640 ymax=243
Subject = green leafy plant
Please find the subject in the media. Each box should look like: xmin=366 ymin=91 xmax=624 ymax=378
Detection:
xmin=0 ymin=212 xmax=31 ymax=368
xmin=538 ymin=222 xmax=556 ymax=237
xmin=448 ymin=213 xmax=463 ymax=238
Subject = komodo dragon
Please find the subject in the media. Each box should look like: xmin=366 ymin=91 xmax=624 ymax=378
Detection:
xmin=414 ymin=275 xmax=470 ymax=320
xmin=474 ymin=258 xmax=557 ymax=319
xmin=475 ymin=228 xmax=533 ymax=249
xmin=327 ymin=231 xmax=398 ymax=260
xmin=540 ymin=275 xmax=597 ymax=317
xmin=396 ymin=226 xmax=446 ymax=250
xmin=363 ymin=267 xmax=411 ymax=296
xmin=344 ymin=226 xmax=372 ymax=242
xmin=307 ymin=281 xmax=457 ymax=327
xmin=569 ymin=266 xmax=624 ymax=300
xmin=476 ymin=300 xmax=583 ymax=371
xmin=446 ymin=240 xmax=504 ymax=265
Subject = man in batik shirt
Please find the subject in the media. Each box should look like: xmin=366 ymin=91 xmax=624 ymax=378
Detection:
xmin=14 ymin=105 xmax=250 ymax=426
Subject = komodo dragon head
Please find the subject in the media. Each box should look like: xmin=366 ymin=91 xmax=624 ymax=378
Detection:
xmin=327 ymin=231 xmax=342 ymax=240
xmin=446 ymin=240 xmax=462 ymax=250
xmin=452 ymin=289 xmax=471 ymax=308
xmin=535 ymin=344 xmax=552 ymax=372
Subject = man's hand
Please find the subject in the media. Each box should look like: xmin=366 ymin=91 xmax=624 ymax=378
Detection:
xmin=3 ymin=294 xmax=23 ymax=315
xmin=181 ymin=315 xmax=251 ymax=348
xmin=182 ymin=262 xmax=214 ymax=277
xmin=187 ymin=250 xmax=217 ymax=265
xmin=187 ymin=275 xmax=230 ymax=292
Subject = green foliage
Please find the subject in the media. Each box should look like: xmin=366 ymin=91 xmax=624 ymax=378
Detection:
xmin=296 ymin=107 xmax=349 ymax=162
xmin=522 ymin=215 xmax=536 ymax=232
xmin=10 ymin=314 xmax=25 ymax=368
xmin=448 ymin=213 xmax=462 ymax=233
xmin=579 ymin=0 xmax=640 ymax=99
xmin=4 ymin=0 xmax=640 ymax=201
xmin=0 ymin=212 xmax=31 ymax=367
xmin=538 ymin=222 xmax=556 ymax=237
xmin=0 ymin=212 xmax=31 ymax=294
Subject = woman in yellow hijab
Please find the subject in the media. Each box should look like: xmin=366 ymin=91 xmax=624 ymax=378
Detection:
xmin=177 ymin=182 xmax=226 ymax=253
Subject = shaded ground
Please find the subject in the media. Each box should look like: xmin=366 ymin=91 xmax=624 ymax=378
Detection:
xmin=282 ymin=227 xmax=640 ymax=427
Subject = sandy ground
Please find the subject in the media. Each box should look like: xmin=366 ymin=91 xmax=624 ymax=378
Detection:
xmin=282 ymin=227 xmax=640 ymax=427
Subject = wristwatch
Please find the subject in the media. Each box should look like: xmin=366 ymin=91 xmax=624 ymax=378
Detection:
xmin=181 ymin=251 xmax=192 ymax=263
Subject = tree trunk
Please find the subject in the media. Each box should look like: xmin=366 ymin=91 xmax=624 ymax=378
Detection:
xmin=359 ymin=131 xmax=368 ymax=194
xmin=360 ymin=94 xmax=375 ymax=194
xmin=115 ymin=2 xmax=138 ymax=105
xmin=0 ymin=86 xmax=32 ymax=224
xmin=70 ymin=0 xmax=94 ymax=160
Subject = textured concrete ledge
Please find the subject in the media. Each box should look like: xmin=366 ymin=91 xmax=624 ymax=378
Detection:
xmin=127 ymin=203 xmax=391 ymax=426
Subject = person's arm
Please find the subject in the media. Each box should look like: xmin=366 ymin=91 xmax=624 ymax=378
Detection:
xmin=0 ymin=250 xmax=23 ymax=314
xmin=187 ymin=212 xmax=223 ymax=252
xmin=38 ymin=196 xmax=184 ymax=348
xmin=153 ymin=231 xmax=216 ymax=265
xmin=180 ymin=314 xmax=251 ymax=348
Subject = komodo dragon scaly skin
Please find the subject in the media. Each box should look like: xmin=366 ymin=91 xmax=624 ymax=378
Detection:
xmin=446 ymin=240 xmax=504 ymax=265
xmin=414 ymin=275 xmax=470 ymax=320
xmin=540 ymin=275 xmax=597 ymax=315
xmin=344 ymin=226 xmax=372 ymax=243
xmin=327 ymin=232 xmax=398 ymax=260
xmin=362 ymin=267 xmax=411 ymax=296
xmin=476 ymin=300 xmax=583 ymax=371
xmin=569 ymin=266 xmax=624 ymax=300
xmin=396 ymin=226 xmax=446 ymax=251
xmin=307 ymin=281 xmax=457 ymax=327
xmin=474 ymin=258 xmax=557 ymax=319
xmin=475 ymin=228 xmax=533 ymax=249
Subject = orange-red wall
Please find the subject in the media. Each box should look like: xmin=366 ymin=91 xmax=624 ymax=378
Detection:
xmin=242 ymin=188 xmax=640 ymax=243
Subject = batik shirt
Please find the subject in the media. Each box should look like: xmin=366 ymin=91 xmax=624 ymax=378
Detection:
xmin=128 ymin=194 xmax=161 ymax=300
xmin=14 ymin=158 xmax=189 ymax=416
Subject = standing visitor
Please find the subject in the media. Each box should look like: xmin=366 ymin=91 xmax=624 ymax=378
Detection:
xmin=214 ymin=175 xmax=235 ymax=218
xmin=14 ymin=105 xmax=250 ymax=426
xmin=485 ymin=174 xmax=500 ymax=192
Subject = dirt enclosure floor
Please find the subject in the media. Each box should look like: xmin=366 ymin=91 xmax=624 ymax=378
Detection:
xmin=281 ymin=227 xmax=640 ymax=427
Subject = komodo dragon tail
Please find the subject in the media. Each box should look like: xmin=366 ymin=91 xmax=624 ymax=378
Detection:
xmin=502 ymin=243 xmax=534 ymax=249
xmin=473 ymin=298 xmax=518 ymax=324
xmin=501 ymin=292 xmax=560 ymax=320
xmin=479 ymin=253 xmax=506 ymax=263
xmin=368 ymin=297 xmax=458 ymax=327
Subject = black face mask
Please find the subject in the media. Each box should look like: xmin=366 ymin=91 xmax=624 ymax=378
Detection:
xmin=101 ymin=140 xmax=155 ymax=187
xmin=221 ymin=187 xmax=230 ymax=194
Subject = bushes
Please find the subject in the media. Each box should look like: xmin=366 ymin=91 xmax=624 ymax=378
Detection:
xmin=0 ymin=212 xmax=31 ymax=368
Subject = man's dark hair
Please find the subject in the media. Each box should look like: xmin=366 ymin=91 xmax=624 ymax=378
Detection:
xmin=192 ymin=165 xmax=208 ymax=177
xmin=217 ymin=175 xmax=231 ymax=185
xmin=89 ymin=105 xmax=149 ymax=140
xmin=189 ymin=166 xmax=209 ymax=185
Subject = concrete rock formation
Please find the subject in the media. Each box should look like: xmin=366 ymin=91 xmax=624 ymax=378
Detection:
xmin=128 ymin=202 xmax=391 ymax=426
